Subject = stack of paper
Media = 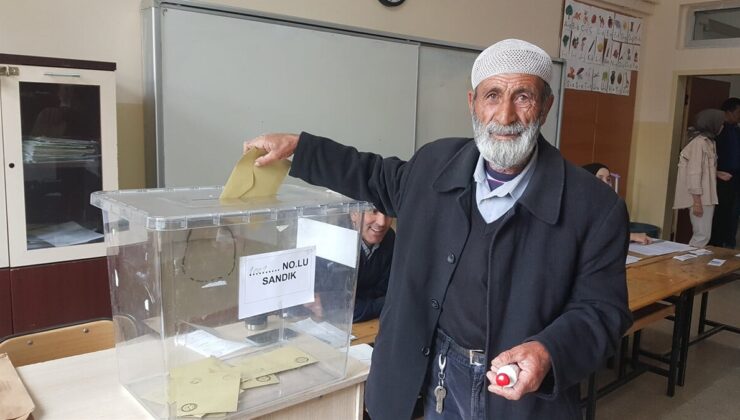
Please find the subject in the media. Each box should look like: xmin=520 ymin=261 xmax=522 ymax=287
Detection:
xmin=27 ymin=221 xmax=103 ymax=248
xmin=628 ymin=240 xmax=695 ymax=256
xmin=625 ymin=255 xmax=642 ymax=265
xmin=164 ymin=346 xmax=317 ymax=418
xmin=22 ymin=136 xmax=100 ymax=163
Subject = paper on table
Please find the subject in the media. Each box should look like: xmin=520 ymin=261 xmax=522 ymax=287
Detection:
xmin=689 ymin=248 xmax=713 ymax=256
xmin=625 ymin=255 xmax=641 ymax=265
xmin=232 ymin=346 xmax=318 ymax=379
xmin=0 ymin=353 xmax=35 ymax=420
xmin=348 ymin=343 xmax=374 ymax=366
xmin=220 ymin=149 xmax=291 ymax=200
xmin=673 ymin=254 xmax=697 ymax=261
xmin=291 ymin=317 xmax=348 ymax=348
xmin=629 ymin=240 xmax=695 ymax=256
xmin=708 ymin=259 xmax=726 ymax=267
xmin=176 ymin=329 xmax=251 ymax=358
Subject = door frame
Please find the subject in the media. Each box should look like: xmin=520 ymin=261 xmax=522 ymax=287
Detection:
xmin=665 ymin=70 xmax=740 ymax=241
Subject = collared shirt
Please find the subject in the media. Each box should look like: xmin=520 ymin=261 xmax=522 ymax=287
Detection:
xmin=361 ymin=241 xmax=380 ymax=259
xmin=473 ymin=148 xmax=538 ymax=223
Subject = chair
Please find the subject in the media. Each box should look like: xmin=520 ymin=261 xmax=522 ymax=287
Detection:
xmin=0 ymin=319 xmax=114 ymax=367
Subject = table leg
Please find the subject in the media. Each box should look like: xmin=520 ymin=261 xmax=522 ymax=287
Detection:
xmin=631 ymin=331 xmax=641 ymax=370
xmin=677 ymin=289 xmax=695 ymax=387
xmin=585 ymin=372 xmax=596 ymax=420
xmin=697 ymin=292 xmax=708 ymax=335
xmin=618 ymin=336 xmax=629 ymax=378
xmin=667 ymin=291 xmax=689 ymax=396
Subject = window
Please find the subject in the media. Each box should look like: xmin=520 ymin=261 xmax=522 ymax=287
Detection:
xmin=685 ymin=2 xmax=740 ymax=48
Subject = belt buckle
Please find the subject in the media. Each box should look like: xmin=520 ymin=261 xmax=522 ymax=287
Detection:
xmin=469 ymin=349 xmax=484 ymax=366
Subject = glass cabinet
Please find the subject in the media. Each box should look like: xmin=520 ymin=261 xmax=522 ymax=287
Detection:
xmin=0 ymin=56 xmax=118 ymax=267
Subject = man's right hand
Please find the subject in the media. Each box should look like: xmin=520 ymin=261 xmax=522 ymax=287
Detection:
xmin=243 ymin=133 xmax=300 ymax=166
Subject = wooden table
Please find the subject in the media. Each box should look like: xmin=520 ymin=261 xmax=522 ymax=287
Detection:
xmin=626 ymin=246 xmax=740 ymax=393
xmin=351 ymin=319 xmax=379 ymax=345
xmin=584 ymin=246 xmax=740 ymax=419
xmin=17 ymin=348 xmax=370 ymax=420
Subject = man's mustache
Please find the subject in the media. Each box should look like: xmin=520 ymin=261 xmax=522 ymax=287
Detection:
xmin=486 ymin=122 xmax=526 ymax=137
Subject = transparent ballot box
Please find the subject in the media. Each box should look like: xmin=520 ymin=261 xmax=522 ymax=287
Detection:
xmin=91 ymin=185 xmax=368 ymax=419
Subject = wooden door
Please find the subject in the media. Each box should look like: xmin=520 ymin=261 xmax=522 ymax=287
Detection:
xmin=673 ymin=77 xmax=731 ymax=244
xmin=559 ymin=72 xmax=638 ymax=198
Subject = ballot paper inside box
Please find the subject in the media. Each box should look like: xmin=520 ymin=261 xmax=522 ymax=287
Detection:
xmin=91 ymin=184 xmax=369 ymax=419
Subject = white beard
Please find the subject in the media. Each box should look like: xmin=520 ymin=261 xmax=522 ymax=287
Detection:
xmin=472 ymin=115 xmax=540 ymax=170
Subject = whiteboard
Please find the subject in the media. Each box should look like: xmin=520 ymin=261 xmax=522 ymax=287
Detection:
xmin=416 ymin=44 xmax=564 ymax=149
xmin=158 ymin=6 xmax=418 ymax=187
xmin=148 ymin=3 xmax=564 ymax=187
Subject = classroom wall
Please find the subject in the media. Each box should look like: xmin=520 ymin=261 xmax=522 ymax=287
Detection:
xmin=1 ymin=0 xmax=563 ymax=189
xmin=628 ymin=0 xmax=740 ymax=236
xmin=0 ymin=0 xmax=145 ymax=188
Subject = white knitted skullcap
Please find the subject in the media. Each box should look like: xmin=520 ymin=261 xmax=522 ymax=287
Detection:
xmin=471 ymin=39 xmax=552 ymax=89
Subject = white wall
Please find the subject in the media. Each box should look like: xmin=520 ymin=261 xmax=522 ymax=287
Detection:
xmin=1 ymin=0 xmax=144 ymax=188
xmin=629 ymin=0 xmax=740 ymax=235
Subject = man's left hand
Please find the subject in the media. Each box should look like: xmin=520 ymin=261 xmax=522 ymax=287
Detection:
xmin=486 ymin=341 xmax=551 ymax=400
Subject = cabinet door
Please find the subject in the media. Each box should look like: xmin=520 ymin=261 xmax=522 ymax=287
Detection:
xmin=10 ymin=257 xmax=111 ymax=333
xmin=0 ymin=65 xmax=117 ymax=267
xmin=0 ymin=269 xmax=11 ymax=337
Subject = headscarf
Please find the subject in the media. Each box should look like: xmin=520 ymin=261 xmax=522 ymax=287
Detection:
xmin=687 ymin=109 xmax=725 ymax=141
xmin=582 ymin=162 xmax=609 ymax=176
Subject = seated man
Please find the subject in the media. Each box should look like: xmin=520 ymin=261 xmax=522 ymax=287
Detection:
xmin=303 ymin=209 xmax=395 ymax=323
xmin=352 ymin=209 xmax=395 ymax=322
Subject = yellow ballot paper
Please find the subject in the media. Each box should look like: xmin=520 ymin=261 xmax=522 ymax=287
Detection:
xmin=240 ymin=374 xmax=280 ymax=390
xmin=233 ymin=346 xmax=318 ymax=379
xmin=169 ymin=357 xmax=233 ymax=379
xmin=171 ymin=371 xmax=241 ymax=417
xmin=220 ymin=149 xmax=291 ymax=200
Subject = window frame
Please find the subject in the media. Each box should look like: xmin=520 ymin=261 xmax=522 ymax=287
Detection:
xmin=684 ymin=1 xmax=740 ymax=49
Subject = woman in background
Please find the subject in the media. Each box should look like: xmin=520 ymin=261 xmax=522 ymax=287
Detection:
xmin=673 ymin=109 xmax=727 ymax=248
xmin=582 ymin=162 xmax=653 ymax=245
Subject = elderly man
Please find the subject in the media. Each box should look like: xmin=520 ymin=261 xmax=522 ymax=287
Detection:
xmin=244 ymin=39 xmax=631 ymax=419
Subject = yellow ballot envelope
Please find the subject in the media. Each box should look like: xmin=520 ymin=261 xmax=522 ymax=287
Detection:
xmin=220 ymin=149 xmax=291 ymax=200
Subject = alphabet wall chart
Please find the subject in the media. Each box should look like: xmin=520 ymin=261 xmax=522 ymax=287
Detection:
xmin=560 ymin=0 xmax=642 ymax=95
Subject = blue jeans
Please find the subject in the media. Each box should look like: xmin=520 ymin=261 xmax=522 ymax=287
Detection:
xmin=424 ymin=329 xmax=488 ymax=420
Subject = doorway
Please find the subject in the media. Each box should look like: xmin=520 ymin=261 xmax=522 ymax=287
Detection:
xmin=669 ymin=74 xmax=739 ymax=244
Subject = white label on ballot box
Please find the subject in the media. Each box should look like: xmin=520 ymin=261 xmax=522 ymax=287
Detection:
xmin=297 ymin=217 xmax=359 ymax=268
xmin=238 ymin=246 xmax=316 ymax=319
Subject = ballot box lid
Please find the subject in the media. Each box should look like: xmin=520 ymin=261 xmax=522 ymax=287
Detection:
xmin=91 ymin=184 xmax=370 ymax=231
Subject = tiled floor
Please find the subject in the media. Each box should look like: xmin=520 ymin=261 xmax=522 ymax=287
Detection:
xmin=595 ymin=279 xmax=740 ymax=419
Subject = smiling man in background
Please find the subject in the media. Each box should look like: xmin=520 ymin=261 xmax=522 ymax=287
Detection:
xmin=351 ymin=209 xmax=395 ymax=322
